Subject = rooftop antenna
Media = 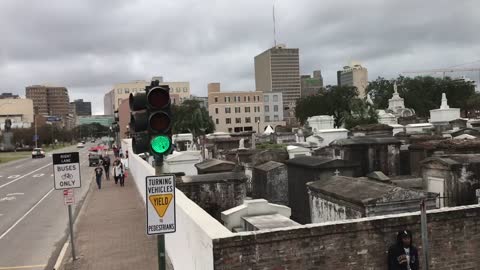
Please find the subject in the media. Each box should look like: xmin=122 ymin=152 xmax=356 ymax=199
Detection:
xmin=273 ymin=0 xmax=277 ymax=46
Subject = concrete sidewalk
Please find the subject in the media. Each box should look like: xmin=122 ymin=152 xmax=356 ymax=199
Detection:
xmin=61 ymin=171 xmax=173 ymax=270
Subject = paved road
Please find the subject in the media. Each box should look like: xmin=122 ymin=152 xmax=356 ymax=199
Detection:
xmin=0 ymin=144 xmax=97 ymax=270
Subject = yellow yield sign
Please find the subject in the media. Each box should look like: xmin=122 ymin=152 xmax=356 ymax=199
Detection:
xmin=148 ymin=194 xmax=173 ymax=217
xmin=145 ymin=175 xmax=176 ymax=235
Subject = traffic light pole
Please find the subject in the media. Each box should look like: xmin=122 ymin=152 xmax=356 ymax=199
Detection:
xmin=154 ymin=156 xmax=167 ymax=270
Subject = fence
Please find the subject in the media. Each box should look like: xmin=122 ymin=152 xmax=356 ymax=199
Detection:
xmin=122 ymin=139 xmax=233 ymax=270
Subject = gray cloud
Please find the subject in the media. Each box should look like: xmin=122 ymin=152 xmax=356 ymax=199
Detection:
xmin=1 ymin=0 xmax=479 ymax=114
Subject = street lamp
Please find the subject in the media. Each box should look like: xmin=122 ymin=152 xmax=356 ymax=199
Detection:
xmin=256 ymin=120 xmax=261 ymax=133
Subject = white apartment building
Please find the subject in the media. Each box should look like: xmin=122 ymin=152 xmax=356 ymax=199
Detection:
xmin=208 ymin=83 xmax=264 ymax=133
xmin=263 ymin=92 xmax=286 ymax=129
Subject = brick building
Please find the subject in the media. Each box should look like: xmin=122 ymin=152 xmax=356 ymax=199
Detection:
xmin=207 ymin=83 xmax=264 ymax=133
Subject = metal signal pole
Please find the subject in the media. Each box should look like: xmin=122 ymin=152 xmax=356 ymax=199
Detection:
xmin=154 ymin=156 xmax=166 ymax=270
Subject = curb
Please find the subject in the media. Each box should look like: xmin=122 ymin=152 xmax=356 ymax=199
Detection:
xmin=53 ymin=241 xmax=69 ymax=270
xmin=49 ymin=170 xmax=95 ymax=270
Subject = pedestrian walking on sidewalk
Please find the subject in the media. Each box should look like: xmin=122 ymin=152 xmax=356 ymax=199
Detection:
xmin=113 ymin=159 xmax=124 ymax=186
xmin=102 ymin=154 xmax=111 ymax=180
xmin=388 ymin=230 xmax=419 ymax=270
xmin=94 ymin=164 xmax=103 ymax=189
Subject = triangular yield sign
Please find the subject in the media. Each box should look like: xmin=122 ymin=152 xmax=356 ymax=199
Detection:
xmin=149 ymin=194 xmax=173 ymax=217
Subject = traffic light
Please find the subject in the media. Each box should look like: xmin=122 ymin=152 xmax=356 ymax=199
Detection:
xmin=147 ymin=83 xmax=172 ymax=156
xmin=129 ymin=80 xmax=173 ymax=157
xmin=129 ymin=90 xmax=149 ymax=154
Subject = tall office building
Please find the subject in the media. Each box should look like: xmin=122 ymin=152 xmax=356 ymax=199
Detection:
xmin=255 ymin=44 xmax=301 ymax=126
xmin=301 ymin=70 xmax=324 ymax=97
xmin=337 ymin=63 xmax=368 ymax=98
xmin=25 ymin=85 xmax=70 ymax=117
xmin=71 ymin=99 xmax=92 ymax=116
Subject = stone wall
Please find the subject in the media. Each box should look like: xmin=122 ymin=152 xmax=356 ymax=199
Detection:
xmin=177 ymin=173 xmax=247 ymax=221
xmin=212 ymin=205 xmax=480 ymax=270
xmin=309 ymin=192 xmax=363 ymax=222
xmin=252 ymin=164 xmax=288 ymax=206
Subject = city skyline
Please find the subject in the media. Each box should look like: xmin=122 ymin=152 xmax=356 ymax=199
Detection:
xmin=1 ymin=0 xmax=479 ymax=114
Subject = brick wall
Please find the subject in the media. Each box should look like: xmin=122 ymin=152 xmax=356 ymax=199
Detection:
xmin=213 ymin=205 xmax=480 ymax=269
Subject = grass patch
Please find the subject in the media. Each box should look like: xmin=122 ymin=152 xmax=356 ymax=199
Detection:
xmin=0 ymin=151 xmax=31 ymax=164
xmin=0 ymin=143 xmax=75 ymax=164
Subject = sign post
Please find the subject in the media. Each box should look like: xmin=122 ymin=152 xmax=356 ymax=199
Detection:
xmin=53 ymin=152 xmax=81 ymax=261
xmin=146 ymin=174 xmax=176 ymax=270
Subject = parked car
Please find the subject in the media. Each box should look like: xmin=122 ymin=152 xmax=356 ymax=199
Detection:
xmin=77 ymin=142 xmax=85 ymax=148
xmin=32 ymin=148 xmax=45 ymax=158
xmin=88 ymin=147 xmax=102 ymax=166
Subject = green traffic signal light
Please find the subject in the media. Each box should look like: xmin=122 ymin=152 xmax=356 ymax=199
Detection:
xmin=150 ymin=135 xmax=171 ymax=154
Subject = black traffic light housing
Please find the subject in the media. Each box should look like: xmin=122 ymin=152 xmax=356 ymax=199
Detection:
xmin=129 ymin=80 xmax=173 ymax=157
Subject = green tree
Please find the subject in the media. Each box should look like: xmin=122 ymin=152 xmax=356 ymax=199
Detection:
xmin=73 ymin=123 xmax=110 ymax=140
xmin=366 ymin=77 xmax=394 ymax=109
xmin=366 ymin=75 xmax=475 ymax=117
xmin=172 ymin=100 xmax=215 ymax=139
xmin=295 ymin=85 xmax=358 ymax=128
xmin=465 ymin=92 xmax=480 ymax=118
xmin=344 ymin=99 xmax=379 ymax=129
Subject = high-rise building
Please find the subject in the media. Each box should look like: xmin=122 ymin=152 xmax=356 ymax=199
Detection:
xmin=255 ymin=44 xmax=301 ymax=126
xmin=208 ymin=83 xmax=264 ymax=133
xmin=25 ymin=85 xmax=70 ymax=119
xmin=337 ymin=63 xmax=368 ymax=98
xmin=70 ymin=99 xmax=92 ymax=116
xmin=301 ymin=70 xmax=324 ymax=97
xmin=103 ymin=78 xmax=191 ymax=115
xmin=0 ymin=93 xmax=19 ymax=99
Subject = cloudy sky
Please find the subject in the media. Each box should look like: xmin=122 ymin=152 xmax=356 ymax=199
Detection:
xmin=1 ymin=0 xmax=479 ymax=114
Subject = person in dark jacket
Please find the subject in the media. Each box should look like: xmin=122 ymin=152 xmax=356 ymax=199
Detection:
xmin=94 ymin=164 xmax=103 ymax=189
xmin=102 ymin=154 xmax=111 ymax=180
xmin=388 ymin=230 xmax=419 ymax=270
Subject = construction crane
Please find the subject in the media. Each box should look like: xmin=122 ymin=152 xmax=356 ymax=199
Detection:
xmin=402 ymin=67 xmax=480 ymax=79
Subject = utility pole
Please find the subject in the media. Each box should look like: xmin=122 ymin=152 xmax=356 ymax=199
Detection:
xmin=34 ymin=106 xmax=38 ymax=148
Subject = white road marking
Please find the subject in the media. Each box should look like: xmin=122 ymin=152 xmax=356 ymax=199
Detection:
xmin=0 ymin=264 xmax=47 ymax=269
xmin=32 ymin=173 xmax=44 ymax=178
xmin=0 ymin=196 xmax=16 ymax=202
xmin=7 ymin=175 xmax=20 ymax=179
xmin=0 ymin=163 xmax=52 ymax=190
xmin=15 ymin=165 xmax=21 ymax=168
xmin=0 ymin=188 xmax=54 ymax=240
xmin=50 ymin=174 xmax=53 ymax=177
xmin=6 ymin=193 xmax=24 ymax=196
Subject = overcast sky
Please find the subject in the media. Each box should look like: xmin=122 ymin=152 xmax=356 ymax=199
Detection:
xmin=1 ymin=0 xmax=479 ymax=114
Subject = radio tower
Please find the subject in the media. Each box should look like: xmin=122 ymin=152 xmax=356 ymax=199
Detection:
xmin=273 ymin=0 xmax=277 ymax=46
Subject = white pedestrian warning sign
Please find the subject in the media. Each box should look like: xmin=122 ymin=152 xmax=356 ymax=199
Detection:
xmin=146 ymin=175 xmax=176 ymax=235
xmin=53 ymin=152 xmax=81 ymax=190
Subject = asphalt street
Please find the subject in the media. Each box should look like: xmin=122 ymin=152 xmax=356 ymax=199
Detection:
xmin=0 ymin=143 xmax=96 ymax=270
